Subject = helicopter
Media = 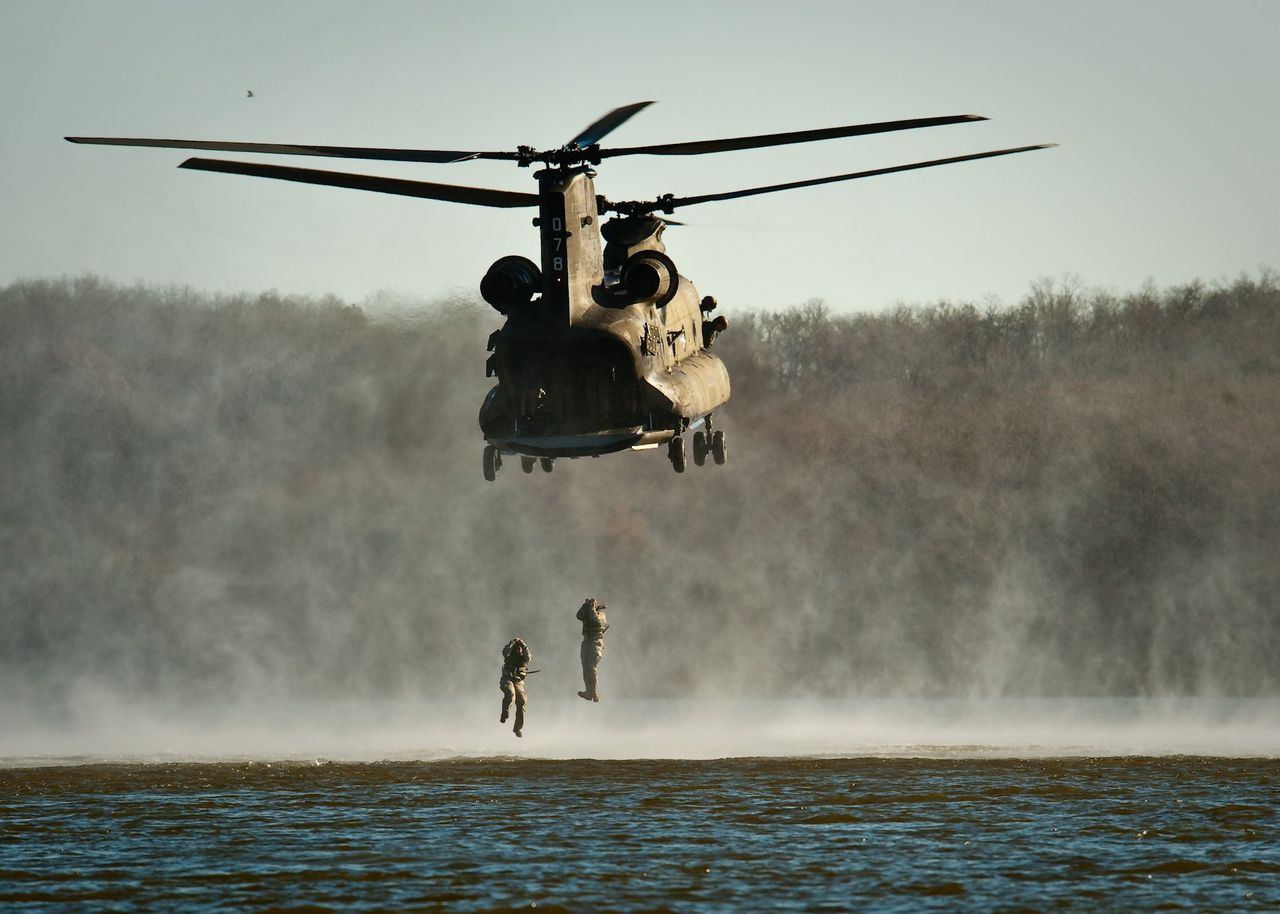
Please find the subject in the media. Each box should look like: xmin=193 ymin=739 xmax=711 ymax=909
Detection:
xmin=67 ymin=104 xmax=1053 ymax=479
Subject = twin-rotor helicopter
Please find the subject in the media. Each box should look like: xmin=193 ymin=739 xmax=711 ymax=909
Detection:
xmin=68 ymin=104 xmax=1052 ymax=479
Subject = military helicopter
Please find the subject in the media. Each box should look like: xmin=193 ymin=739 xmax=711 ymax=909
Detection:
xmin=67 ymin=104 xmax=1052 ymax=479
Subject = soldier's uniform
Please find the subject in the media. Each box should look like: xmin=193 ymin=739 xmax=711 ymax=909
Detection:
xmin=576 ymin=598 xmax=609 ymax=702
xmin=499 ymin=638 xmax=531 ymax=737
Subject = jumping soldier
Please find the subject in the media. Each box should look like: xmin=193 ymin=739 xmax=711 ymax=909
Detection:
xmin=499 ymin=636 xmax=532 ymax=737
xmin=576 ymin=598 xmax=610 ymax=702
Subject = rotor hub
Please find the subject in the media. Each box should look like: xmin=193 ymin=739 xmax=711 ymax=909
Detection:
xmin=518 ymin=144 xmax=603 ymax=168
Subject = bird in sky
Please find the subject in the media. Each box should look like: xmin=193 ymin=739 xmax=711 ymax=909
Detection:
xmin=246 ymin=90 xmax=254 ymax=98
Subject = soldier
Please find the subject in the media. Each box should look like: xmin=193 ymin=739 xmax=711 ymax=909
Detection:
xmin=499 ymin=636 xmax=531 ymax=737
xmin=576 ymin=597 xmax=609 ymax=702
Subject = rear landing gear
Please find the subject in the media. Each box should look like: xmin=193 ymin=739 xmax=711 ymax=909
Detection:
xmin=483 ymin=445 xmax=501 ymax=481
xmin=692 ymin=431 xmax=708 ymax=466
xmin=668 ymin=436 xmax=687 ymax=473
xmin=484 ymin=447 xmax=556 ymax=480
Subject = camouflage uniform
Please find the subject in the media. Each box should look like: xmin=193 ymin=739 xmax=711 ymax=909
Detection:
xmin=499 ymin=638 xmax=531 ymax=736
xmin=576 ymin=598 xmax=609 ymax=701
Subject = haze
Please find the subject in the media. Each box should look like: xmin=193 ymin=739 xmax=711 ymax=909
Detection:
xmin=1 ymin=2 xmax=1278 ymax=761
xmin=2 ymin=275 xmax=1277 ymax=759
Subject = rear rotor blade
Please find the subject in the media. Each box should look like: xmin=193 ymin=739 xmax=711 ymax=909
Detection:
xmin=179 ymin=158 xmax=539 ymax=208
xmin=599 ymin=114 xmax=988 ymax=159
xmin=67 ymin=136 xmax=519 ymax=164
xmin=645 ymin=144 xmax=1057 ymax=212
xmin=569 ymin=101 xmax=654 ymax=148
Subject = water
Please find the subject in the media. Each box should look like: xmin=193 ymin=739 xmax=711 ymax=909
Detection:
xmin=2 ymin=701 xmax=1278 ymax=912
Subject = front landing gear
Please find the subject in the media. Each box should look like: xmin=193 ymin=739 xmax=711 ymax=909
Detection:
xmin=672 ymin=421 xmax=727 ymax=473
xmin=677 ymin=415 xmax=726 ymax=472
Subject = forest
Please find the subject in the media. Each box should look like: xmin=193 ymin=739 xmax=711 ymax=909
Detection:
xmin=2 ymin=273 xmax=1277 ymax=703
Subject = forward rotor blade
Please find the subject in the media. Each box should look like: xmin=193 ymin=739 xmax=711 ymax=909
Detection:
xmin=599 ymin=114 xmax=988 ymax=159
xmin=178 ymin=158 xmax=539 ymax=208
xmin=569 ymin=101 xmax=654 ymax=148
xmin=653 ymin=144 xmax=1057 ymax=211
xmin=67 ymin=136 xmax=518 ymax=164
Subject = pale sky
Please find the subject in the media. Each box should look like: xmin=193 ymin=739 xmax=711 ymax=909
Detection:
xmin=2 ymin=0 xmax=1277 ymax=314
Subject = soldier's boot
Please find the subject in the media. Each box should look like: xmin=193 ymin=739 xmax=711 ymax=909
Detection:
xmin=577 ymin=691 xmax=592 ymax=701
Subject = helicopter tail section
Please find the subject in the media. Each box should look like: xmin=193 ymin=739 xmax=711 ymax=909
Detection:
xmin=481 ymin=334 xmax=644 ymax=438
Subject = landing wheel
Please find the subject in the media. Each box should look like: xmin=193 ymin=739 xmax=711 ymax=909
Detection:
xmin=540 ymin=457 xmax=554 ymax=473
xmin=711 ymin=430 xmax=727 ymax=465
xmin=483 ymin=445 xmax=500 ymax=481
xmin=692 ymin=430 xmax=708 ymax=466
xmin=521 ymin=456 xmax=536 ymax=474
xmin=668 ymin=436 xmax=687 ymax=473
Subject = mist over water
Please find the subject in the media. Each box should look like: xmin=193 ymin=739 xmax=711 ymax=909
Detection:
xmin=2 ymin=274 xmax=1278 ymax=760
xmin=4 ymin=697 xmax=1279 ymax=766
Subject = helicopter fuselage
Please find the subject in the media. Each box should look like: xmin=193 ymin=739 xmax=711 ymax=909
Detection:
xmin=479 ymin=167 xmax=730 ymax=461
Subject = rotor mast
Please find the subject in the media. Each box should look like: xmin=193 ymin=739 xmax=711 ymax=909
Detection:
xmin=535 ymin=167 xmax=603 ymax=327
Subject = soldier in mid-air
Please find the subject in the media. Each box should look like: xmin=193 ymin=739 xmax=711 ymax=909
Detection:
xmin=576 ymin=597 xmax=609 ymax=702
xmin=499 ymin=636 xmax=532 ymax=737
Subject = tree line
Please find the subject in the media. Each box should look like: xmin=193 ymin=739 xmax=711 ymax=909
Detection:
xmin=2 ymin=273 xmax=1276 ymax=703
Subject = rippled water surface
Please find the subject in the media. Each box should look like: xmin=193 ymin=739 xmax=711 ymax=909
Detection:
xmin=2 ymin=755 xmax=1276 ymax=912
